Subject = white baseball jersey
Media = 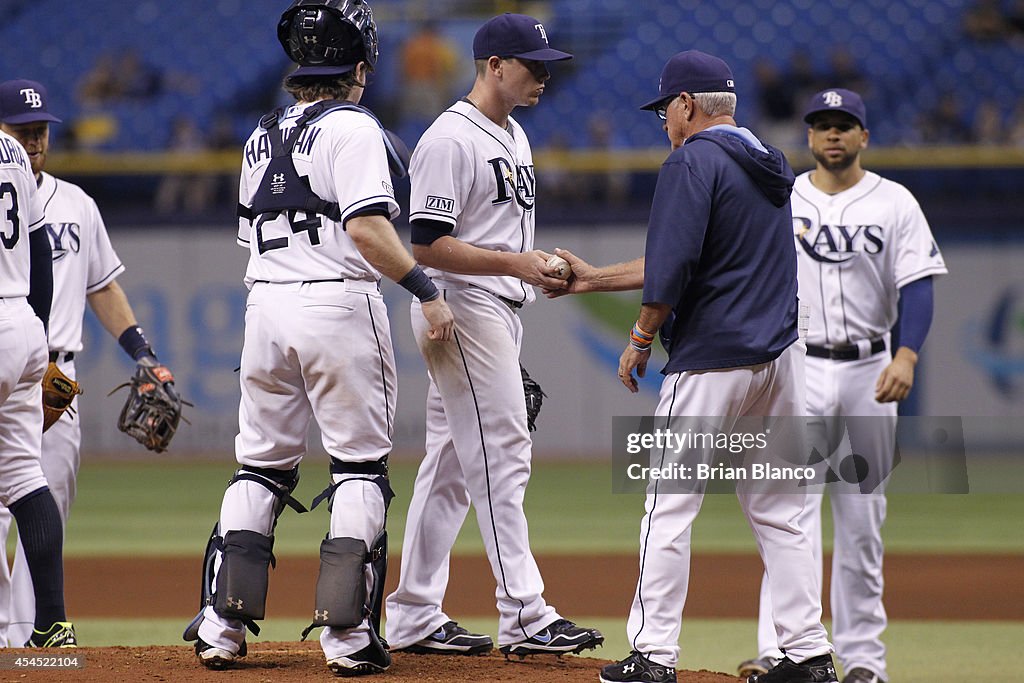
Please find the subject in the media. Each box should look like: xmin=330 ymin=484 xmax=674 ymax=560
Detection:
xmin=198 ymin=100 xmax=400 ymax=662
xmin=387 ymin=100 xmax=562 ymax=650
xmin=35 ymin=172 xmax=124 ymax=352
xmin=407 ymin=99 xmax=536 ymax=305
xmin=0 ymin=129 xmax=49 ymax=541
xmin=0 ymin=171 xmax=119 ymax=645
xmin=0 ymin=131 xmax=44 ymax=297
xmin=237 ymin=105 xmax=399 ymax=288
xmin=792 ymin=170 xmax=947 ymax=345
xmin=754 ymin=170 xmax=948 ymax=679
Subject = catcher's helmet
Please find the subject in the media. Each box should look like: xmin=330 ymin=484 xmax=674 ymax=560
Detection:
xmin=278 ymin=0 xmax=378 ymax=77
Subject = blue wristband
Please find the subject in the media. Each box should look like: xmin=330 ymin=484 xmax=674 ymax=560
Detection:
xmin=398 ymin=266 xmax=440 ymax=302
xmin=118 ymin=325 xmax=156 ymax=361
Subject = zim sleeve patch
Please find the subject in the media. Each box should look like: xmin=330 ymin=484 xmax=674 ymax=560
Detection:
xmin=425 ymin=195 xmax=455 ymax=213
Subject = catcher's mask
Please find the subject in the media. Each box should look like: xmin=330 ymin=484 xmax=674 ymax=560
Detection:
xmin=278 ymin=0 xmax=378 ymax=77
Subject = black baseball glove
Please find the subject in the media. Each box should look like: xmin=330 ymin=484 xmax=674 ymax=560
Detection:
xmin=521 ymin=363 xmax=546 ymax=433
xmin=109 ymin=357 xmax=187 ymax=453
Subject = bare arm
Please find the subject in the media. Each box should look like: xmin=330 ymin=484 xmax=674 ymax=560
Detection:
xmin=87 ymin=280 xmax=138 ymax=338
xmin=412 ymin=236 xmax=568 ymax=290
xmin=347 ymin=214 xmax=423 ymax=283
xmin=347 ymin=214 xmax=454 ymax=341
xmin=544 ymin=248 xmax=645 ymax=298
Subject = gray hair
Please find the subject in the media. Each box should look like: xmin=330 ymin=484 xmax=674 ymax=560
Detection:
xmin=693 ymin=92 xmax=737 ymax=118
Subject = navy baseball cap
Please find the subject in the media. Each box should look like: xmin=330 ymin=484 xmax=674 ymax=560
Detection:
xmin=803 ymin=88 xmax=867 ymax=128
xmin=473 ymin=14 xmax=573 ymax=62
xmin=640 ymin=50 xmax=735 ymax=110
xmin=0 ymin=79 xmax=62 ymax=124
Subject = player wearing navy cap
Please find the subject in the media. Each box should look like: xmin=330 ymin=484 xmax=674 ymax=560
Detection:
xmin=739 ymin=88 xmax=946 ymax=683
xmin=0 ymin=78 xmax=175 ymax=648
xmin=384 ymin=13 xmax=604 ymax=660
xmin=591 ymin=50 xmax=835 ymax=683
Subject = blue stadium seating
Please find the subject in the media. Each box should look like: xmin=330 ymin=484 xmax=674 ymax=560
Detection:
xmin=2 ymin=0 xmax=1021 ymax=151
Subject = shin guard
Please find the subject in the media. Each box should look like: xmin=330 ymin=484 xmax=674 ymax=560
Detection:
xmin=214 ymin=530 xmax=274 ymax=622
xmin=311 ymin=537 xmax=368 ymax=630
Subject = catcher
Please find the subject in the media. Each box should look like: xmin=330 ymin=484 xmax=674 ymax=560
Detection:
xmin=0 ymin=78 xmax=183 ymax=647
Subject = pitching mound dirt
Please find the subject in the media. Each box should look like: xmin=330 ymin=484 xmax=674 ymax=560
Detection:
xmin=9 ymin=644 xmax=741 ymax=682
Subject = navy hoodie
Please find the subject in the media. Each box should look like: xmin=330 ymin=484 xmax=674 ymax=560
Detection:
xmin=642 ymin=127 xmax=799 ymax=373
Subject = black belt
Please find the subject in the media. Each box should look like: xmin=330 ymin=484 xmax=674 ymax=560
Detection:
xmin=49 ymin=351 xmax=75 ymax=363
xmin=806 ymin=339 xmax=885 ymax=361
xmin=252 ymin=278 xmax=346 ymax=284
xmin=464 ymin=285 xmax=523 ymax=311
xmin=496 ymin=295 xmax=523 ymax=310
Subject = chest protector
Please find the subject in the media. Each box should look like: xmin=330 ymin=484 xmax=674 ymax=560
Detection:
xmin=237 ymin=100 xmax=409 ymax=224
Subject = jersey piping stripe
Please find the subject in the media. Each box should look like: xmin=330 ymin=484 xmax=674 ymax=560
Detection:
xmin=817 ymin=260 xmax=828 ymax=346
xmin=837 ymin=175 xmax=884 ymax=221
xmin=341 ymin=195 xmax=398 ymax=221
xmin=449 ymin=300 xmax=530 ymax=639
xmin=894 ymin=265 xmax=946 ymax=290
xmin=794 ymin=186 xmax=830 ymax=347
xmin=442 ymin=108 xmax=531 ymax=304
xmin=365 ymin=295 xmax=392 ymax=438
xmin=444 ymin=110 xmax=516 ymax=160
xmin=836 ymin=176 xmax=883 ymax=345
xmin=38 ymin=175 xmax=58 ymax=214
xmin=632 ymin=373 xmax=681 ymax=653
xmin=409 ymin=210 xmax=457 ymax=224
xmin=838 ymin=265 xmax=851 ymax=343
xmin=515 ymin=211 xmax=529 ymax=303
xmin=86 ymin=263 xmax=125 ymax=293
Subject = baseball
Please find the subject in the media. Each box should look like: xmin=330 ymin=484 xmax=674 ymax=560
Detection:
xmin=546 ymin=254 xmax=572 ymax=280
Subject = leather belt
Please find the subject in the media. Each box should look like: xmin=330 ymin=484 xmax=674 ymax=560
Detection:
xmin=806 ymin=339 xmax=885 ymax=361
xmin=49 ymin=351 xmax=75 ymax=363
xmin=252 ymin=278 xmax=346 ymax=284
xmin=496 ymin=295 xmax=524 ymax=311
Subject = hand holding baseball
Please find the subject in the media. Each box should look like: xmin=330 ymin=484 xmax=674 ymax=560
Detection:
xmin=545 ymin=254 xmax=572 ymax=280
xmin=515 ymin=251 xmax=569 ymax=289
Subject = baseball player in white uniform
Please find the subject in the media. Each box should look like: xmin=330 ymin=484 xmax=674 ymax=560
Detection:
xmin=740 ymin=89 xmax=947 ymax=683
xmin=0 ymin=105 xmax=76 ymax=648
xmin=384 ymin=13 xmax=604 ymax=659
xmin=0 ymin=78 xmax=170 ymax=648
xmin=182 ymin=0 xmax=453 ymax=676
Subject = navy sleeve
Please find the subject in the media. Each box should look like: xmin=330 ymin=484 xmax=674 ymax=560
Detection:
xmin=895 ymin=276 xmax=933 ymax=353
xmin=410 ymin=218 xmax=455 ymax=245
xmin=343 ymin=202 xmax=391 ymax=226
xmin=641 ymin=157 xmax=712 ymax=307
xmin=27 ymin=228 xmax=52 ymax=332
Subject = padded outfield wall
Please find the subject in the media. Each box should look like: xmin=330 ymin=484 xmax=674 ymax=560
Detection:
xmin=72 ymin=226 xmax=1023 ymax=459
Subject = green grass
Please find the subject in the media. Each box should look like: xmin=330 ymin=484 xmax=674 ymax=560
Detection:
xmin=54 ymin=459 xmax=1024 ymax=557
xmin=8 ymin=459 xmax=1017 ymax=683
xmin=72 ymin=617 xmax=1023 ymax=683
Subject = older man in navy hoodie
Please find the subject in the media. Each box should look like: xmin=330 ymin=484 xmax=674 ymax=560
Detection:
xmin=599 ymin=51 xmax=836 ymax=683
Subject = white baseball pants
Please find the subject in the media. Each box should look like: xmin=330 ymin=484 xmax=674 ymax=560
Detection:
xmin=385 ymin=288 xmax=559 ymax=648
xmin=627 ymin=343 xmax=832 ymax=668
xmin=756 ymin=350 xmax=893 ymax=679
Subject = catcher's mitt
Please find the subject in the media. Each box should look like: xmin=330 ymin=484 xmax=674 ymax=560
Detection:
xmin=42 ymin=361 xmax=83 ymax=432
xmin=109 ymin=358 xmax=186 ymax=453
xmin=521 ymin=364 xmax=546 ymax=432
